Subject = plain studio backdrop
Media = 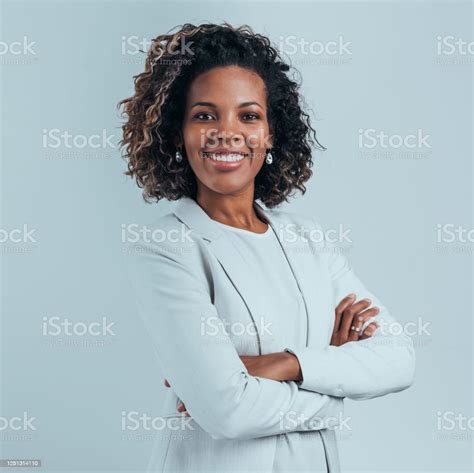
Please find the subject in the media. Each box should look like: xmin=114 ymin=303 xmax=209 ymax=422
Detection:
xmin=0 ymin=1 xmax=472 ymax=472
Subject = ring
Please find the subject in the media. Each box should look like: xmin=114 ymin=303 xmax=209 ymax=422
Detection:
xmin=350 ymin=325 xmax=360 ymax=333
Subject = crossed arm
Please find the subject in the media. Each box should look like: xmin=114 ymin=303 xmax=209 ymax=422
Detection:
xmin=172 ymin=294 xmax=381 ymax=415
xmin=129 ymin=244 xmax=346 ymax=440
xmin=129 ymin=231 xmax=415 ymax=440
xmin=281 ymin=221 xmax=416 ymax=400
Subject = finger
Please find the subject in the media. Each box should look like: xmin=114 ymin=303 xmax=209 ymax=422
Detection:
xmin=348 ymin=306 xmax=380 ymax=342
xmin=334 ymin=293 xmax=357 ymax=332
xmin=177 ymin=401 xmax=187 ymax=413
xmin=359 ymin=322 xmax=379 ymax=340
xmin=340 ymin=298 xmax=372 ymax=336
xmin=164 ymin=379 xmax=170 ymax=388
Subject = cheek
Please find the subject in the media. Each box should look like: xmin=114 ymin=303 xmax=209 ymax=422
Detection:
xmin=182 ymin=124 xmax=203 ymax=150
xmin=251 ymin=156 xmax=265 ymax=177
xmin=249 ymin=123 xmax=271 ymax=152
xmin=181 ymin=126 xmax=206 ymax=173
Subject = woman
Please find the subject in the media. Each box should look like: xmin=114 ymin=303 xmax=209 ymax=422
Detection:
xmin=120 ymin=23 xmax=415 ymax=473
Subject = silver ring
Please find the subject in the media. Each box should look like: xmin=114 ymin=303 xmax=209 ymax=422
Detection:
xmin=350 ymin=325 xmax=361 ymax=333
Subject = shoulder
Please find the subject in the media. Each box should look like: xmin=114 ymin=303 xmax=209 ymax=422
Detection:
xmin=125 ymin=211 xmax=206 ymax=269
xmin=125 ymin=211 xmax=214 ymax=296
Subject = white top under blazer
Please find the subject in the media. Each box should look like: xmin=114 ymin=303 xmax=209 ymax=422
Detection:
xmin=211 ymin=219 xmax=330 ymax=472
xmin=127 ymin=196 xmax=416 ymax=473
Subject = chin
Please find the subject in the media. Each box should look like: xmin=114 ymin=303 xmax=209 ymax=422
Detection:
xmin=206 ymin=180 xmax=253 ymax=197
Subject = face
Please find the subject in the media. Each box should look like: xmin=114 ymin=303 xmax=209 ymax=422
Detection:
xmin=179 ymin=65 xmax=273 ymax=198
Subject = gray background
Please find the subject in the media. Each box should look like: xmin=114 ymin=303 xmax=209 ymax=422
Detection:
xmin=1 ymin=1 xmax=472 ymax=471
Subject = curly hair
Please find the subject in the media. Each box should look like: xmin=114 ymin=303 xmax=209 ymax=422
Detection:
xmin=118 ymin=22 xmax=324 ymax=208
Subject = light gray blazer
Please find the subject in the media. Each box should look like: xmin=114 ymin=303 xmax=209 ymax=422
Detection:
xmin=127 ymin=196 xmax=416 ymax=472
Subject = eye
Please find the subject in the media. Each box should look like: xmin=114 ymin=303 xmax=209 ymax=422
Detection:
xmin=193 ymin=112 xmax=215 ymax=121
xmin=242 ymin=112 xmax=260 ymax=121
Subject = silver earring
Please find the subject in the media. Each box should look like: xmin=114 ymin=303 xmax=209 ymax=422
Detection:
xmin=265 ymin=150 xmax=273 ymax=164
xmin=175 ymin=150 xmax=183 ymax=163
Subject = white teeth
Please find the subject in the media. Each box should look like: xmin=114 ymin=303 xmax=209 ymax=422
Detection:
xmin=202 ymin=152 xmax=246 ymax=162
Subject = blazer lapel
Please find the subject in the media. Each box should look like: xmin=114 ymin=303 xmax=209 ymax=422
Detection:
xmin=173 ymin=197 xmax=332 ymax=353
xmin=173 ymin=197 xmax=270 ymax=355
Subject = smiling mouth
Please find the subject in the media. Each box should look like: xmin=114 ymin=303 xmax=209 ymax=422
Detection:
xmin=201 ymin=151 xmax=248 ymax=162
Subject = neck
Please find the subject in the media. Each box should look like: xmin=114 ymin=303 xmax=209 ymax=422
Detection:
xmin=195 ymin=185 xmax=266 ymax=231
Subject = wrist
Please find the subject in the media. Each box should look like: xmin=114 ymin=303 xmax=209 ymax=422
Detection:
xmin=283 ymin=350 xmax=303 ymax=382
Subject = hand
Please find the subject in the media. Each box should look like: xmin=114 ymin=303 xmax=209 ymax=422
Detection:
xmin=164 ymin=378 xmax=190 ymax=417
xmin=330 ymin=293 xmax=380 ymax=346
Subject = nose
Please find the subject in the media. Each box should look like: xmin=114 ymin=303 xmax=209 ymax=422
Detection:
xmin=213 ymin=115 xmax=246 ymax=150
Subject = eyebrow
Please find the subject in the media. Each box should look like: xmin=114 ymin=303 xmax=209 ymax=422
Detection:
xmin=190 ymin=101 xmax=263 ymax=110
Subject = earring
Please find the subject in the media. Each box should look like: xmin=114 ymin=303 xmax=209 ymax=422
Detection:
xmin=265 ymin=150 xmax=273 ymax=164
xmin=175 ymin=150 xmax=183 ymax=163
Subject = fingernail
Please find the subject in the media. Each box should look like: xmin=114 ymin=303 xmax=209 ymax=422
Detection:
xmin=348 ymin=293 xmax=356 ymax=298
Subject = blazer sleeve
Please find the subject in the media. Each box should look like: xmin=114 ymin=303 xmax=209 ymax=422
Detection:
xmin=284 ymin=220 xmax=416 ymax=401
xmin=127 ymin=239 xmax=344 ymax=441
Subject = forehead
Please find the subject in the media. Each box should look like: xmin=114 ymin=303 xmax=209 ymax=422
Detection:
xmin=186 ymin=66 xmax=267 ymax=104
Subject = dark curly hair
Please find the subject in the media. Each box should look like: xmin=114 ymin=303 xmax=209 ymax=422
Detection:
xmin=118 ymin=22 xmax=324 ymax=208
